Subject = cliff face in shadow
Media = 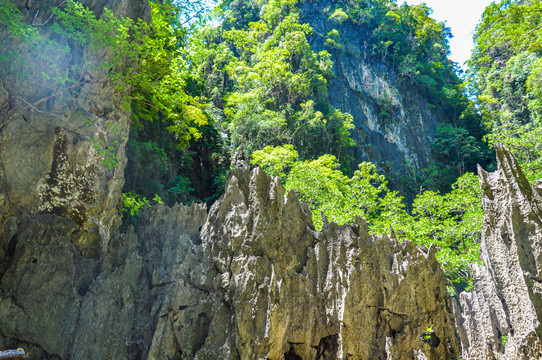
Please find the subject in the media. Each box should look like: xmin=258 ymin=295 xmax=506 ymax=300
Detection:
xmin=299 ymin=1 xmax=442 ymax=187
xmin=455 ymin=145 xmax=542 ymax=359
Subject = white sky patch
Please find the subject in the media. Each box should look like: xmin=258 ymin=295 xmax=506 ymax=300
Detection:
xmin=402 ymin=0 xmax=495 ymax=70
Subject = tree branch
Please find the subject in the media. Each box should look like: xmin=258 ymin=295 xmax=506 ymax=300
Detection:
xmin=0 ymin=80 xmax=84 ymax=131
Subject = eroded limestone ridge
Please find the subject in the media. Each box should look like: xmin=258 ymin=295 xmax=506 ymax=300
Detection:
xmin=0 ymin=167 xmax=458 ymax=359
xmin=148 ymin=167 xmax=459 ymax=359
xmin=456 ymin=144 xmax=542 ymax=359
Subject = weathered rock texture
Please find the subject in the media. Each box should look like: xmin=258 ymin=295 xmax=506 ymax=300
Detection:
xmin=455 ymin=145 xmax=542 ymax=359
xmin=0 ymin=0 xmax=150 ymax=258
xmin=147 ymin=168 xmax=459 ymax=359
xmin=0 ymin=166 xmax=459 ymax=359
xmin=300 ymin=1 xmax=441 ymax=185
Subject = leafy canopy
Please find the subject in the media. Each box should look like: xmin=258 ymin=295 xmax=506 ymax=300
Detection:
xmin=469 ymin=0 xmax=542 ymax=180
xmin=0 ymin=0 xmax=206 ymax=148
xmin=190 ymin=0 xmax=354 ymax=166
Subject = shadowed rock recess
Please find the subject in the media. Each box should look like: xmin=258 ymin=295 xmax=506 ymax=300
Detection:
xmin=0 ymin=166 xmax=459 ymax=359
xmin=455 ymin=145 xmax=542 ymax=359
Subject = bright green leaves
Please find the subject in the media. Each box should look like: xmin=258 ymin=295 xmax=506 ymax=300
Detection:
xmin=470 ymin=0 xmax=542 ymax=181
xmin=286 ymin=154 xmax=354 ymax=229
xmin=121 ymin=192 xmax=163 ymax=217
xmin=364 ymin=2 xmax=455 ymax=101
xmin=329 ymin=8 xmax=348 ymax=24
xmin=251 ymin=144 xmax=298 ymax=181
xmin=404 ymin=173 xmax=484 ymax=285
xmin=262 ymin=0 xmax=298 ymax=27
xmin=192 ymin=1 xmax=354 ymax=166
xmin=484 ymin=123 xmax=542 ymax=181
xmin=1 ymin=0 xmax=206 ymax=147
xmin=251 ymin=145 xmax=484 ymax=286
xmin=470 ymin=0 xmax=542 ymax=129
xmin=325 ymin=29 xmax=344 ymax=51
xmin=51 ymin=1 xmax=207 ymax=149
xmin=0 ymin=1 xmax=82 ymax=130
xmin=0 ymin=0 xmax=38 ymax=39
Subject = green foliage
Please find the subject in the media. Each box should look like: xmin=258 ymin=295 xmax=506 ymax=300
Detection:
xmin=484 ymin=123 xmax=542 ymax=181
xmin=251 ymin=144 xmax=299 ymax=181
xmin=0 ymin=1 xmax=79 ymax=131
xmin=190 ymin=0 xmax=355 ymax=166
xmin=469 ymin=0 xmax=542 ymax=180
xmin=124 ymin=131 xmax=195 ymax=206
xmin=501 ymin=334 xmax=508 ymax=347
xmin=0 ymin=0 xmax=223 ymax=207
xmin=52 ymin=1 xmax=208 ymax=148
xmin=402 ymin=173 xmax=484 ymax=284
xmin=469 ymin=0 xmax=542 ymax=129
xmin=327 ymin=0 xmax=493 ymax=192
xmin=0 ymin=0 xmax=37 ymax=38
xmin=252 ymin=145 xmax=483 ymax=284
xmin=425 ymin=123 xmax=493 ymax=191
xmin=121 ymin=192 xmax=163 ymax=217
xmin=325 ymin=29 xmax=344 ymax=51
xmin=337 ymin=1 xmax=461 ymax=106
xmin=421 ymin=324 xmax=435 ymax=343
xmin=0 ymin=0 xmax=206 ymax=148
xmin=329 ymin=8 xmax=348 ymax=24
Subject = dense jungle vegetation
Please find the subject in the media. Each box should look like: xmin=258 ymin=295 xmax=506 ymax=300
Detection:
xmin=1 ymin=0 xmax=541 ymax=292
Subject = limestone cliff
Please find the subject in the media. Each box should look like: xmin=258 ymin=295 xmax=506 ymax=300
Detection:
xmin=147 ymin=168 xmax=459 ymax=359
xmin=299 ymin=1 xmax=441 ymax=183
xmin=0 ymin=0 xmax=150 ymax=258
xmin=455 ymin=145 xmax=542 ymax=359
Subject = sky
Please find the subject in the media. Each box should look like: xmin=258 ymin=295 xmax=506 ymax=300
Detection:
xmin=402 ymin=0 xmax=495 ymax=70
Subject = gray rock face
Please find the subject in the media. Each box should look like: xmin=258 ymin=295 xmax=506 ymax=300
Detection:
xmin=0 ymin=167 xmax=459 ymax=359
xmin=456 ymin=145 xmax=542 ymax=359
xmin=165 ymin=168 xmax=459 ymax=360
xmin=0 ymin=0 xmax=150 ymax=257
xmin=299 ymin=1 xmax=440 ymax=181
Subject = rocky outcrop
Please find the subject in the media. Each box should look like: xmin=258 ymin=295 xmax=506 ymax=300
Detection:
xmin=0 ymin=204 xmax=207 ymax=359
xmin=455 ymin=145 xmax=542 ymax=359
xmin=0 ymin=166 xmax=459 ymax=359
xmin=148 ymin=167 xmax=459 ymax=359
xmin=0 ymin=0 xmax=150 ymax=258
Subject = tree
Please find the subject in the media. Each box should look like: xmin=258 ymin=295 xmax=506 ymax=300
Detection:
xmin=469 ymin=0 xmax=542 ymax=180
xmin=191 ymin=0 xmax=355 ymax=167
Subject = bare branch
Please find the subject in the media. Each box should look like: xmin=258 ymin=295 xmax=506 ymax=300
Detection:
xmin=0 ymin=80 xmax=84 ymax=131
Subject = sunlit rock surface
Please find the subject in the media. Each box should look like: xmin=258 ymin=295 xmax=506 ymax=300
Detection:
xmin=147 ymin=167 xmax=459 ymax=359
xmin=456 ymin=145 xmax=542 ymax=359
xmin=0 ymin=166 xmax=459 ymax=359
